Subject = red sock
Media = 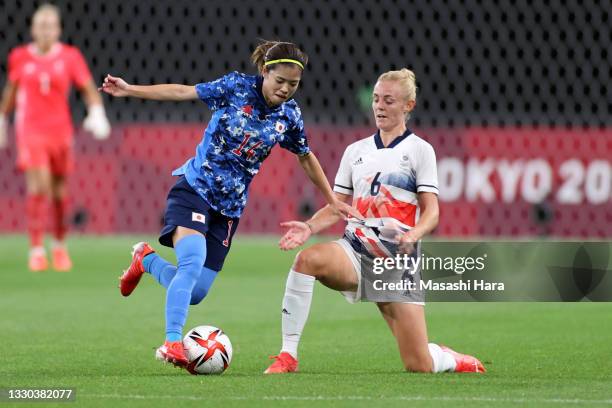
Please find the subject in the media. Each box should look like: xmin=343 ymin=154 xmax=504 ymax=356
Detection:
xmin=26 ymin=194 xmax=47 ymax=247
xmin=52 ymin=197 xmax=69 ymax=242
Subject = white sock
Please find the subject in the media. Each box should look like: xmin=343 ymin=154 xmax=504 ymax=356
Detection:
xmin=29 ymin=246 xmax=46 ymax=256
xmin=51 ymin=239 xmax=66 ymax=249
xmin=428 ymin=343 xmax=457 ymax=372
xmin=280 ymin=269 xmax=315 ymax=359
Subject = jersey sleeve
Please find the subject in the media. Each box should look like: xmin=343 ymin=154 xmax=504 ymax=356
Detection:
xmin=7 ymin=48 xmax=22 ymax=83
xmin=195 ymin=71 xmax=239 ymax=111
xmin=416 ymin=142 xmax=439 ymax=194
xmin=333 ymin=145 xmax=354 ymax=195
xmin=69 ymin=48 xmax=93 ymax=88
xmin=278 ymin=105 xmax=310 ymax=156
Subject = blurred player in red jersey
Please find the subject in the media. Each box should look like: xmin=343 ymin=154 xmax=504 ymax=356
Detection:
xmin=0 ymin=4 xmax=111 ymax=272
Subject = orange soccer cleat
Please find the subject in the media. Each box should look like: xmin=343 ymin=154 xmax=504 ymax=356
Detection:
xmin=155 ymin=340 xmax=189 ymax=367
xmin=264 ymin=352 xmax=298 ymax=374
xmin=52 ymin=246 xmax=72 ymax=272
xmin=28 ymin=248 xmax=48 ymax=272
xmin=119 ymin=242 xmax=155 ymax=296
xmin=441 ymin=345 xmax=486 ymax=373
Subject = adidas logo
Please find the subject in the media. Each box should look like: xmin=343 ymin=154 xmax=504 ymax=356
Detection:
xmin=353 ymin=157 xmax=364 ymax=166
xmin=282 ymin=308 xmax=291 ymax=315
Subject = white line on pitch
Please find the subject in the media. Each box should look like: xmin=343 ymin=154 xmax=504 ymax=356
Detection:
xmin=85 ymin=394 xmax=612 ymax=405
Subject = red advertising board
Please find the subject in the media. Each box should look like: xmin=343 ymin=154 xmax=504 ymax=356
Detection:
xmin=0 ymin=125 xmax=609 ymax=237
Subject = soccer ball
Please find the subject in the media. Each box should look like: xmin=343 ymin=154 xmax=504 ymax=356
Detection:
xmin=183 ymin=325 xmax=232 ymax=375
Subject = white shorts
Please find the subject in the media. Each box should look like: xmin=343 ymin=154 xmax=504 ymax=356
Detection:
xmin=333 ymin=238 xmax=425 ymax=306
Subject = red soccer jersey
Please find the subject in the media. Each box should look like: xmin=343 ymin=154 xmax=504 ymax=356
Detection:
xmin=8 ymin=43 xmax=92 ymax=144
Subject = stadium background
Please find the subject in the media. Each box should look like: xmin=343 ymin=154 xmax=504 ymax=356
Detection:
xmin=2 ymin=2 xmax=612 ymax=406
xmin=0 ymin=0 xmax=610 ymax=238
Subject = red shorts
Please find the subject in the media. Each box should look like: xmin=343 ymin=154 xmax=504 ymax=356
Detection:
xmin=16 ymin=139 xmax=74 ymax=175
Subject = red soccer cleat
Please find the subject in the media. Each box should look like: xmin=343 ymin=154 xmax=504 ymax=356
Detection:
xmin=264 ymin=352 xmax=298 ymax=374
xmin=441 ymin=345 xmax=486 ymax=373
xmin=28 ymin=248 xmax=48 ymax=272
xmin=52 ymin=246 xmax=72 ymax=272
xmin=119 ymin=242 xmax=155 ymax=296
xmin=155 ymin=341 xmax=189 ymax=368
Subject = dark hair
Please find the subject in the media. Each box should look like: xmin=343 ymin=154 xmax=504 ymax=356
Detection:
xmin=251 ymin=40 xmax=308 ymax=73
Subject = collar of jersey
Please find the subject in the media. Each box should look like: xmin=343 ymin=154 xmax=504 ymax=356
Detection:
xmin=374 ymin=128 xmax=412 ymax=149
xmin=27 ymin=42 xmax=63 ymax=59
xmin=255 ymin=75 xmax=290 ymax=112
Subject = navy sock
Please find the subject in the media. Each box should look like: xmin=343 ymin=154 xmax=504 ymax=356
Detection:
xmin=143 ymin=253 xmax=176 ymax=288
xmin=165 ymin=234 xmax=206 ymax=342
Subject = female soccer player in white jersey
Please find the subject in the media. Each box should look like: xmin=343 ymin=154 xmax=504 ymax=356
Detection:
xmin=265 ymin=68 xmax=486 ymax=374
xmin=100 ymin=40 xmax=358 ymax=368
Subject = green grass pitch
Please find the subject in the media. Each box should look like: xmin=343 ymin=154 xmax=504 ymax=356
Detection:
xmin=1 ymin=235 xmax=611 ymax=407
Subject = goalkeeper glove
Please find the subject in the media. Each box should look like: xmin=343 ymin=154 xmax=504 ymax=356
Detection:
xmin=83 ymin=105 xmax=111 ymax=140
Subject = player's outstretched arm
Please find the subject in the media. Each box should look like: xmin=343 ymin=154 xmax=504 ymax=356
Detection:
xmin=0 ymin=81 xmax=17 ymax=149
xmin=278 ymin=192 xmax=352 ymax=251
xmin=297 ymin=152 xmax=362 ymax=220
xmin=99 ymin=74 xmax=198 ymax=101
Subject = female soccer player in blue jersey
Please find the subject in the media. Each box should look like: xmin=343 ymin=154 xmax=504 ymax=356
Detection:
xmin=100 ymin=41 xmax=357 ymax=367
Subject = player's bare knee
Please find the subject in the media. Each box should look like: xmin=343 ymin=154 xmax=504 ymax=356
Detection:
xmin=293 ymin=248 xmax=322 ymax=278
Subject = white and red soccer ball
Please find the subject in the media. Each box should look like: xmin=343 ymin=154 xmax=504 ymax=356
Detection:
xmin=183 ymin=325 xmax=232 ymax=375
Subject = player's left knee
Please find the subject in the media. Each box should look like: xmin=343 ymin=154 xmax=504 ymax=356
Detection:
xmin=293 ymin=248 xmax=323 ymax=277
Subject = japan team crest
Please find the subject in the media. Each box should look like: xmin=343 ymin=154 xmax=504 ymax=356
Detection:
xmin=275 ymin=121 xmax=286 ymax=133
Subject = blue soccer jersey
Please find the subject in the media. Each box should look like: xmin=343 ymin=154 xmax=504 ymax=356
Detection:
xmin=172 ymin=71 xmax=310 ymax=218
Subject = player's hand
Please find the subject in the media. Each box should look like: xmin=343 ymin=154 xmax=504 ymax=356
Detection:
xmin=83 ymin=105 xmax=111 ymax=139
xmin=99 ymin=74 xmax=131 ymax=97
xmin=0 ymin=115 xmax=7 ymax=149
xmin=330 ymin=199 xmax=362 ymax=221
xmin=279 ymin=221 xmax=312 ymax=250
xmin=396 ymin=230 xmax=421 ymax=255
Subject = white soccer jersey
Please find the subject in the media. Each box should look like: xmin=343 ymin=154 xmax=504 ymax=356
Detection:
xmin=334 ymin=130 xmax=438 ymax=258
